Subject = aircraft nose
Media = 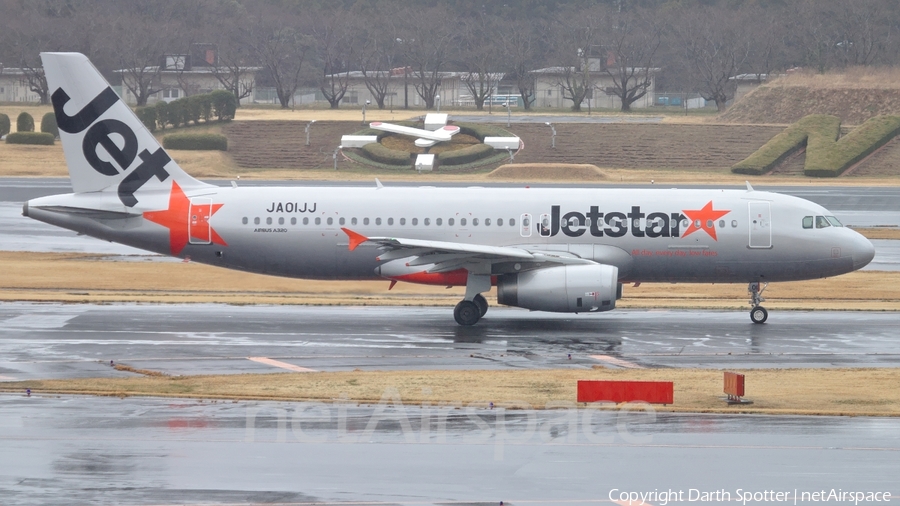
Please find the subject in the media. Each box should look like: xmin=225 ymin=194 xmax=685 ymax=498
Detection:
xmin=851 ymin=232 xmax=876 ymax=270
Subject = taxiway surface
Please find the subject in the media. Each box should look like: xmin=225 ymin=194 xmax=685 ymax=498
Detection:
xmin=1 ymin=394 xmax=898 ymax=505
xmin=2 ymin=303 xmax=899 ymax=382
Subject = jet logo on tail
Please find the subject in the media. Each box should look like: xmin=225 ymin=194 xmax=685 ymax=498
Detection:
xmin=51 ymin=86 xmax=173 ymax=207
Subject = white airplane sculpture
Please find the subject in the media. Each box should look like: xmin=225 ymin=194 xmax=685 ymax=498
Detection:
xmin=369 ymin=121 xmax=460 ymax=147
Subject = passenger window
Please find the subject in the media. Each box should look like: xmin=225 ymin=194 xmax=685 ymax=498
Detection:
xmin=436 ymin=218 xmax=442 ymax=226
xmin=497 ymin=218 xmax=503 ymax=226
xmin=363 ymin=218 xmax=370 ymax=225
xmin=816 ymin=216 xmax=830 ymax=228
xmin=315 ymin=217 xmax=321 ymax=225
xmin=412 ymin=218 xmax=418 ymax=225
xmin=327 ymin=217 xmax=333 ymax=225
xmin=303 ymin=217 xmax=309 ymax=225
xmin=485 ymin=218 xmax=491 ymax=226
xmin=731 ymin=220 xmax=737 ymax=228
xmin=424 ymin=218 xmax=430 ymax=226
xmin=510 ymin=218 xmax=515 ymax=226
xmin=826 ymin=216 xmax=843 ymax=227
xmin=339 ymin=217 xmax=345 ymax=225
xmin=718 ymin=220 xmax=725 ymax=228
xmin=802 ymin=216 xmax=813 ymax=229
xmin=351 ymin=217 xmax=357 ymax=225
xmin=448 ymin=218 xmax=454 ymax=226
xmin=278 ymin=217 xmax=284 ymax=225
xmin=388 ymin=218 xmax=394 ymax=225
xmin=290 ymin=217 xmax=296 ymax=225
xmin=461 ymin=218 xmax=467 ymax=226
xmin=266 ymin=217 xmax=273 ymax=225
xmin=242 ymin=217 xmax=248 ymax=225
xmin=376 ymin=218 xmax=382 ymax=225
xmin=400 ymin=218 xmax=406 ymax=225
xmin=473 ymin=218 xmax=479 ymax=226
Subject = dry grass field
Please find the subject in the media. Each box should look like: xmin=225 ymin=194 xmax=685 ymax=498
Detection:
xmin=1 ymin=251 xmax=898 ymax=310
xmin=6 ymin=368 xmax=900 ymax=417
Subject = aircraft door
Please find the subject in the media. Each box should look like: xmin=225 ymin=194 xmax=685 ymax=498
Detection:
xmin=189 ymin=197 xmax=213 ymax=245
xmin=539 ymin=213 xmax=552 ymax=237
xmin=748 ymin=201 xmax=771 ymax=248
xmin=520 ymin=213 xmax=532 ymax=237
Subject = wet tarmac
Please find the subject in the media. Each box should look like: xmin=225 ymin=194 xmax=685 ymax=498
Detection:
xmin=1 ymin=394 xmax=897 ymax=505
xmin=2 ymin=303 xmax=900 ymax=382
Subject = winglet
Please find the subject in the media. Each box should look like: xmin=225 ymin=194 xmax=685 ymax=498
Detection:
xmin=746 ymin=181 xmax=754 ymax=192
xmin=342 ymin=227 xmax=369 ymax=251
xmin=375 ymin=178 xmax=384 ymax=189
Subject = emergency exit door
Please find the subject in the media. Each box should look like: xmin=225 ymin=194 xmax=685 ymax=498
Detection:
xmin=748 ymin=201 xmax=771 ymax=249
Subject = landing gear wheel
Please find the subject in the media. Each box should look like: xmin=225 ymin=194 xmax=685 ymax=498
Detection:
xmin=473 ymin=294 xmax=489 ymax=317
xmin=454 ymin=300 xmax=481 ymax=326
xmin=750 ymin=306 xmax=768 ymax=324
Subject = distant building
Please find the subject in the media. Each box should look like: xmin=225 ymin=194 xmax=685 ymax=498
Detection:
xmin=0 ymin=67 xmax=43 ymax=103
xmin=316 ymin=69 xmax=510 ymax=109
xmin=531 ymin=66 xmax=658 ymax=110
xmin=116 ymin=44 xmax=260 ymax=106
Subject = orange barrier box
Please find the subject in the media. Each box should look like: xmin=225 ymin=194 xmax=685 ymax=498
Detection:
xmin=724 ymin=372 xmax=745 ymax=398
xmin=577 ymin=380 xmax=673 ymax=404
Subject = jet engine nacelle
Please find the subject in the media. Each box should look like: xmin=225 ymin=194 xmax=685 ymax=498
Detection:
xmin=497 ymin=264 xmax=619 ymax=313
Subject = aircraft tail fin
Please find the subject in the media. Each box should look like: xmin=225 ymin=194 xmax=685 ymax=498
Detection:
xmin=40 ymin=52 xmax=211 ymax=208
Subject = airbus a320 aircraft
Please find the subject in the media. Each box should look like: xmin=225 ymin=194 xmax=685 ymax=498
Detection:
xmin=24 ymin=53 xmax=875 ymax=325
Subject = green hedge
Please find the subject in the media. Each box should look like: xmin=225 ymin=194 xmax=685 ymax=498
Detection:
xmin=0 ymin=114 xmax=10 ymax=137
xmin=361 ymin=142 xmax=411 ymax=165
xmin=17 ymin=112 xmax=34 ymax=132
xmin=6 ymin=132 xmax=55 ymax=145
xmin=134 ymin=106 xmax=157 ymax=133
xmin=40 ymin=112 xmax=59 ymax=138
xmin=732 ymin=114 xmax=900 ymax=177
xmin=209 ymin=90 xmax=237 ymax=121
xmin=162 ymin=133 xmax=228 ymax=151
xmin=437 ymin=143 xmax=495 ymax=165
xmin=155 ymin=101 xmax=169 ymax=130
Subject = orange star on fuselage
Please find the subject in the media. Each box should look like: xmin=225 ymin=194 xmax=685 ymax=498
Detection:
xmin=142 ymin=181 xmax=226 ymax=255
xmin=681 ymin=201 xmax=730 ymax=241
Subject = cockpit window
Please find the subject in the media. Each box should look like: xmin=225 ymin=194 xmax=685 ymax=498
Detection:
xmin=826 ymin=216 xmax=843 ymax=227
xmin=802 ymin=216 xmax=813 ymax=229
xmin=815 ymin=216 xmax=831 ymax=228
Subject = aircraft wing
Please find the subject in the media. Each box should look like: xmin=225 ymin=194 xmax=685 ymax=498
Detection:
xmin=341 ymin=227 xmax=593 ymax=274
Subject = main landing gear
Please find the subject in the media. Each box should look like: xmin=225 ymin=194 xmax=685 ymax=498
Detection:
xmin=455 ymin=273 xmax=491 ymax=326
xmin=454 ymin=294 xmax=488 ymax=326
xmin=748 ymin=282 xmax=768 ymax=324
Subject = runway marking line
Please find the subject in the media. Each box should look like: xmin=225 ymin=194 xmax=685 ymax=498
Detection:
xmin=247 ymin=357 xmax=317 ymax=373
xmin=590 ymin=354 xmax=644 ymax=369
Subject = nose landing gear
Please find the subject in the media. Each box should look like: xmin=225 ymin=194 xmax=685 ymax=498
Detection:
xmin=748 ymin=282 xmax=768 ymax=324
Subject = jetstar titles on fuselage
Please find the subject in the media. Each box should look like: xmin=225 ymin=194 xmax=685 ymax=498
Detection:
xmin=547 ymin=202 xmax=730 ymax=240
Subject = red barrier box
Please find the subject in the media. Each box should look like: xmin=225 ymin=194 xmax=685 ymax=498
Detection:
xmin=724 ymin=372 xmax=745 ymax=397
xmin=577 ymin=380 xmax=674 ymax=404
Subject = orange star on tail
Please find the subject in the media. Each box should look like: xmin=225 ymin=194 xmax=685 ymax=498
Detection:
xmin=143 ymin=181 xmax=226 ymax=255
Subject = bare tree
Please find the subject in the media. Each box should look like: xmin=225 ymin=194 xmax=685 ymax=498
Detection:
xmin=549 ymin=9 xmax=604 ymax=113
xmin=312 ymin=10 xmax=357 ymax=109
xmin=398 ymin=6 xmax=456 ymax=110
xmin=358 ymin=35 xmax=399 ymax=110
xmin=245 ymin=8 xmax=311 ymax=109
xmin=671 ymin=6 xmax=752 ymax=112
xmin=602 ymin=7 xmax=662 ymax=112
xmin=499 ymin=18 xmax=548 ymax=111
xmin=457 ymin=17 xmax=504 ymax=111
